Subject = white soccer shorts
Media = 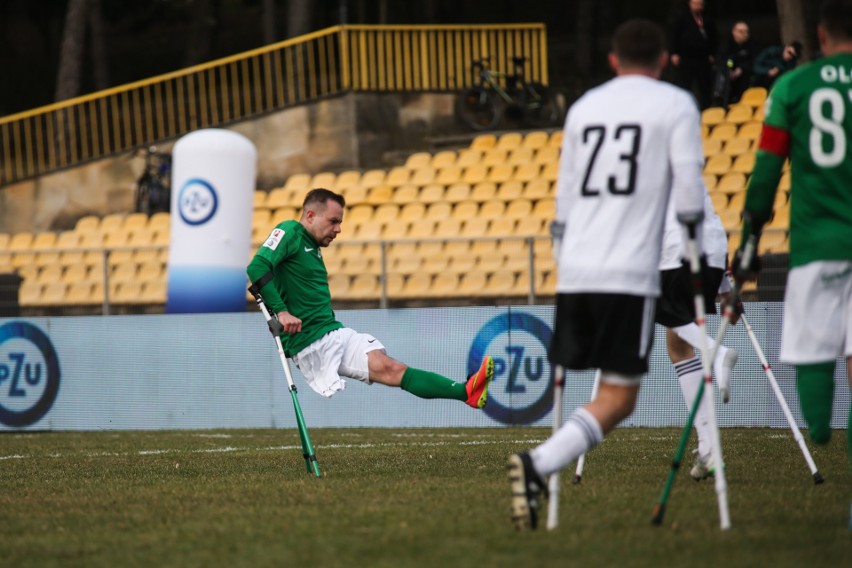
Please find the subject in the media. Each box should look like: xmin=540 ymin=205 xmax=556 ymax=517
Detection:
xmin=292 ymin=328 xmax=386 ymax=397
xmin=781 ymin=260 xmax=852 ymax=364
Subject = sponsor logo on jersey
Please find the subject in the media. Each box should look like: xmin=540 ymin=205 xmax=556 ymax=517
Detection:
xmin=263 ymin=228 xmax=285 ymax=250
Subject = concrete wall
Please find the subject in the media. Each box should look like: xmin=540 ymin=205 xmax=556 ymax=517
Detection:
xmin=0 ymin=92 xmax=459 ymax=234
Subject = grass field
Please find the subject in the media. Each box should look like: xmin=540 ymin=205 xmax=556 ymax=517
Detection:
xmin=2 ymin=427 xmax=850 ymax=567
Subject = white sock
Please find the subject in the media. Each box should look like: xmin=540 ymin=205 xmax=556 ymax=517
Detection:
xmin=530 ymin=407 xmax=604 ymax=478
xmin=674 ymin=356 xmax=713 ymax=460
xmin=672 ymin=322 xmax=728 ymax=378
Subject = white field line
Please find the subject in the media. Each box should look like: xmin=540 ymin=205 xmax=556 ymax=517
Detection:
xmin=0 ymin=437 xmax=546 ymax=462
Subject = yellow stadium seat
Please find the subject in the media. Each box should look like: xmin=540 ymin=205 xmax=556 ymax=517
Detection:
xmin=447 ymin=252 xmax=477 ymax=274
xmin=487 ymin=217 xmax=516 ymax=237
xmin=410 ymin=167 xmax=436 ymax=186
xmin=532 ymin=197 xmax=555 ymax=219
xmin=541 ymin=161 xmax=559 ymax=182
xmin=425 ymin=202 xmax=452 ymax=222
xmin=701 ymin=107 xmax=726 ymax=127
xmin=452 ymin=200 xmax=480 ymax=220
xmin=399 ymin=273 xmax=433 ymax=298
xmin=444 ymin=183 xmax=472 ymax=203
xmin=462 ymin=163 xmax=488 ymax=185
xmin=548 ymin=130 xmax=563 ymax=148
xmin=310 ymin=171 xmax=337 ymax=189
xmin=399 ymin=202 xmax=427 ymax=223
xmin=725 ymin=104 xmax=753 ymax=124
xmin=703 ymin=138 xmax=723 ymax=157
xmin=484 ymin=269 xmax=516 ymax=296
xmin=347 ymin=204 xmax=374 ymax=224
xmin=732 ymin=152 xmax=756 ymax=174
xmin=487 ymin=164 xmax=514 ymax=184
xmin=420 ymin=253 xmax=448 ymax=275
xmin=37 ymin=265 xmax=64 ymax=284
xmin=128 ymin=228 xmax=157 ymax=248
xmin=272 ymin=206 xmax=298 ymax=222
xmin=458 ymin=272 xmax=488 ymax=296
xmin=483 ymin=148 xmax=509 ymax=167
xmin=723 ymin=137 xmax=752 ymax=157
xmin=39 ymin=282 xmax=66 ymax=305
xmin=709 ymin=192 xmax=728 ymax=213
xmin=710 ymin=123 xmax=738 ymax=142
xmin=497 ymin=181 xmax=524 ymax=201
xmin=112 ymin=281 xmax=144 ymax=305
xmin=704 ymin=153 xmax=732 ymax=176
xmin=456 ymin=149 xmax=482 ymax=168
xmin=359 ymin=169 xmax=386 ymax=189
xmin=385 ymin=166 xmax=410 ymax=187
xmin=343 ymin=186 xmax=367 ymax=205
xmin=505 ymin=198 xmax=533 ymax=219
xmin=140 ymin=281 xmax=167 ymax=303
xmin=778 ymin=170 xmax=791 ymax=192
xmin=740 ymin=87 xmax=768 ymax=107
xmin=111 ymin=262 xmax=138 ymax=284
xmin=515 ymin=217 xmax=545 ymax=236
xmin=703 ymin=173 xmax=718 ymax=192
xmin=497 ymin=132 xmax=523 ymax=149
xmin=752 ymin=105 xmax=765 ymax=122
xmin=62 ymin=264 xmax=90 ymax=284
xmin=253 ymin=190 xmax=268 ymax=208
xmin=514 ymin=162 xmax=541 ymax=183
xmin=373 ymin=204 xmax=400 ymax=224
xmin=420 ymin=184 xmax=446 ymax=204
xmin=392 ymin=255 xmax=423 ymax=276
xmin=9 ymin=232 xmax=34 ymax=251
xmin=137 ymin=261 xmax=164 ymax=283
xmin=738 ymin=121 xmax=763 ymax=141
xmin=471 ymin=133 xmax=497 ymax=151
xmin=18 ymin=282 xmax=42 ymax=306
xmin=717 ymin=172 xmax=747 ymax=194
xmin=768 ymin=206 xmax=790 ymax=230
xmin=334 ymin=170 xmax=362 ymax=192
xmin=283 ymin=173 xmax=311 ymax=193
xmin=435 ymin=218 xmax=462 ymax=238
xmin=477 ymin=254 xmax=506 ymax=274
xmin=436 ymin=166 xmax=463 ymax=186
xmin=391 ymin=184 xmax=419 ymax=204
xmin=408 ymin=219 xmax=437 ymax=239
xmin=75 ymin=215 xmax=100 ymax=233
xmin=431 ymin=150 xmax=457 ymax=169
xmin=149 ymin=212 xmax=170 ymax=232
xmin=405 ymin=152 xmax=432 ymax=169
xmin=718 ymin=208 xmax=742 ymax=231
xmin=100 ymin=214 xmax=125 ymax=235
xmin=383 ymin=221 xmax=410 ymax=240
xmin=0 ymin=233 xmax=9 ymax=249
xmin=524 ymin=178 xmax=552 ymax=200
xmin=479 ymin=200 xmax=506 ymax=220
xmin=523 ymin=130 xmax=549 ymax=150
xmin=366 ymin=184 xmax=394 ymax=204
xmin=509 ymin=147 xmax=534 ymax=165
xmin=124 ymin=213 xmax=149 ymax=232
xmin=727 ymin=191 xmax=746 ymax=212
xmin=470 ymin=182 xmax=497 ymax=202
xmin=535 ymin=146 xmax=560 ymax=165
xmin=388 ymin=241 xmax=418 ymax=260
xmin=348 ymin=274 xmax=380 ymax=300
xmin=66 ymin=282 xmax=94 ymax=304
xmin=265 ymin=188 xmax=292 ymax=209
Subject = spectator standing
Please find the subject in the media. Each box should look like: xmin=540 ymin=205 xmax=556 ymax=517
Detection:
xmin=752 ymin=41 xmax=803 ymax=89
xmin=713 ymin=20 xmax=755 ymax=105
xmin=670 ymin=0 xmax=718 ymax=109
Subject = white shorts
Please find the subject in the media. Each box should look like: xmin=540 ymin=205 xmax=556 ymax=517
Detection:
xmin=291 ymin=328 xmax=386 ymax=397
xmin=781 ymin=260 xmax=852 ymax=364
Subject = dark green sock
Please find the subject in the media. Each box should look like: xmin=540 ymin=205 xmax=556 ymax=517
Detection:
xmin=400 ymin=367 xmax=466 ymax=401
xmin=796 ymin=362 xmax=835 ymax=445
xmin=848 ymin=401 xmax=852 ymax=476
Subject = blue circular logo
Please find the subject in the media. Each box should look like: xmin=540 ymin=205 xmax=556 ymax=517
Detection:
xmin=468 ymin=312 xmax=553 ymax=425
xmin=0 ymin=322 xmax=61 ymax=427
xmin=178 ymin=178 xmax=218 ymax=226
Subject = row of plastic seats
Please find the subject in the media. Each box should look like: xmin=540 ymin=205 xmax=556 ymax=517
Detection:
xmin=19 ymin=280 xmax=167 ymax=307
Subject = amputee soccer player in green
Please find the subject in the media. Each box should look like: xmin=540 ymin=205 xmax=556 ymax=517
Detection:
xmin=247 ymin=188 xmax=494 ymax=408
xmin=733 ymin=0 xmax=852 ymax=509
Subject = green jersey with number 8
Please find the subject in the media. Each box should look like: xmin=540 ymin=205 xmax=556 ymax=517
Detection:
xmin=745 ymin=52 xmax=852 ymax=267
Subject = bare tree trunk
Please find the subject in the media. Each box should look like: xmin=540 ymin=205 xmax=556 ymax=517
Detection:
xmin=87 ymin=0 xmax=109 ymax=90
xmin=575 ymin=0 xmax=595 ymax=78
xmin=262 ymin=0 xmax=276 ymax=44
xmin=54 ymin=0 xmax=88 ymax=101
xmin=286 ymin=0 xmax=311 ymax=38
xmin=776 ymin=0 xmax=813 ymax=58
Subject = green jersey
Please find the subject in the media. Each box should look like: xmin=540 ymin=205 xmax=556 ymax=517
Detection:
xmin=246 ymin=220 xmax=343 ymax=356
xmin=744 ymin=52 xmax=852 ymax=267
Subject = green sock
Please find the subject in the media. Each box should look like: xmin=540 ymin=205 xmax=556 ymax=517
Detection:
xmin=796 ymin=362 xmax=835 ymax=445
xmin=848 ymin=402 xmax=852 ymax=477
xmin=400 ymin=367 xmax=466 ymax=401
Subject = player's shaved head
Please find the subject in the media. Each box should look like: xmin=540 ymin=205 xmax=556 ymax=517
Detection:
xmin=612 ymin=19 xmax=666 ymax=70
xmin=303 ymin=188 xmax=345 ymax=213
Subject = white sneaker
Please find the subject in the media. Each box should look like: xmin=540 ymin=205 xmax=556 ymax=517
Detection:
xmin=690 ymin=453 xmax=715 ymax=481
xmin=714 ymin=347 xmax=738 ymax=404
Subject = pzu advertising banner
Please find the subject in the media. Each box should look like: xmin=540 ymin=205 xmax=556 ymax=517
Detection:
xmin=0 ymin=305 xmax=848 ymax=431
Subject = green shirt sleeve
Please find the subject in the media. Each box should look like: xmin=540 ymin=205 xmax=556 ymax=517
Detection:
xmin=246 ymin=224 xmax=297 ymax=314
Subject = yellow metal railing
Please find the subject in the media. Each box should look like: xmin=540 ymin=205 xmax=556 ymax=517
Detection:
xmin=0 ymin=24 xmax=547 ymax=187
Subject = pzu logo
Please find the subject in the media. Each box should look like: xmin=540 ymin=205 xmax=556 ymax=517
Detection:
xmin=467 ymin=313 xmax=553 ymax=424
xmin=178 ymin=178 xmax=218 ymax=226
xmin=0 ymin=322 xmax=60 ymax=427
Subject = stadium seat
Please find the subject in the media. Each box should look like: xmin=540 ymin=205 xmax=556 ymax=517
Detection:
xmin=100 ymin=214 xmax=126 ymax=235
xmin=359 ymin=169 xmax=387 ymax=189
xmin=37 ymin=264 xmax=64 ymax=285
xmin=723 ymin=137 xmax=752 ymax=157
xmin=471 ymin=133 xmax=497 ymax=151
xmin=344 ymin=186 xmax=368 ymax=205
xmin=384 ymin=273 xmax=405 ymax=297
xmin=386 ymin=166 xmax=410 ymax=187
xmin=767 ymin=206 xmax=790 ymax=230
xmin=497 ymin=132 xmax=523 ymax=149
xmin=737 ymin=121 xmax=763 ymax=141
xmin=709 ymin=192 xmax=729 ymax=213
xmin=407 ymin=219 xmax=437 ymax=239
xmin=718 ymin=208 xmax=742 ymax=230
xmin=347 ymin=204 xmax=374 ymax=224
xmin=137 ymin=261 xmax=164 ymax=283
xmin=431 ymin=150 xmax=457 ymax=169
xmin=39 ymin=282 xmax=66 ymax=305
xmin=9 ymin=232 xmax=34 ymax=251
xmin=335 ymin=170 xmax=362 ymax=191
xmin=534 ymin=146 xmax=560 ymax=165
xmin=703 ymin=138 xmax=723 ymax=157
xmin=62 ymin=264 xmax=90 ymax=284
xmin=470 ymin=182 xmax=497 ymax=202
xmin=149 ymin=212 xmax=170 ymax=232
xmin=522 ymin=130 xmax=549 ymax=150
xmin=759 ymin=230 xmax=788 ymax=254
xmin=424 ymin=202 xmax=452 ymax=222
xmin=436 ymin=166 xmax=463 ymax=186
xmin=347 ymin=274 xmax=379 ymax=300
xmin=352 ymin=222 xmax=382 ymax=242
xmin=509 ymin=147 xmax=534 ymax=165
xmin=388 ymin=241 xmax=418 ymax=261
xmin=392 ymin=254 xmax=423 ymax=276
xmin=460 ymin=218 xmax=489 ymax=238
xmin=483 ymin=148 xmax=509 ymax=167
xmin=725 ymin=104 xmax=753 ymax=124
xmin=548 ymin=130 xmax=563 ymax=148
xmin=704 ymin=153 xmax=732 ymax=176
xmin=740 ymin=86 xmax=768 ymax=107
xmin=462 ymin=163 xmax=488 ymax=185
xmin=531 ymin=197 xmax=555 ymax=220
xmin=272 ymin=206 xmax=298 ymax=221
xmin=405 ymin=152 xmax=432 ymax=169
xmin=399 ymin=273 xmax=433 ymax=298
xmin=505 ymin=198 xmax=533 ymax=219
xmin=458 ymin=272 xmax=487 ymax=296
xmin=497 ymin=180 xmax=524 ymax=201
xmin=479 ymin=200 xmax=506 ymax=220
xmin=310 ymin=171 xmax=337 ymax=189
xmin=541 ymin=161 xmax=559 ymax=182
xmin=524 ymin=178 xmax=552 ymax=200
xmin=112 ymin=281 xmax=144 ymax=305
xmin=732 ymin=152 xmax=756 ymax=174
xmin=124 ymin=213 xmax=149 ymax=232
xmin=18 ymin=282 xmax=42 ymax=306
xmin=717 ymin=172 xmax=747 ymax=194
xmin=373 ymin=203 xmax=400 ymax=224
xmin=366 ymin=184 xmax=394 ymax=204
xmin=487 ymin=164 xmax=514 ymax=184
xmin=111 ymin=262 xmax=138 ymax=285
xmin=456 ymin=149 xmax=482 ymax=168
xmin=513 ymin=162 xmax=541 ymax=183
xmin=484 ymin=269 xmax=516 ymax=296
xmin=452 ymin=200 xmax=480 ymax=220
xmin=399 ymin=202 xmax=427 ymax=223
xmin=701 ymin=107 xmax=726 ymax=127
xmin=284 ymin=173 xmax=311 ymax=193
xmin=65 ymin=282 xmax=94 ymax=305
xmin=515 ymin=217 xmax=545 ymax=236
xmin=417 ymin=184 xmax=443 ymax=205
xmin=435 ymin=218 xmax=462 ymax=238
xmin=392 ymin=184 xmax=420 ymax=204
xmin=727 ymin=191 xmax=746 ymax=212
xmin=710 ymin=123 xmax=738 ymax=142
xmin=410 ymin=167 xmax=436 ymax=186
xmin=444 ymin=182 xmax=472 ymax=203
xmin=487 ymin=217 xmax=516 ymax=237
xmin=703 ymin=173 xmax=718 ymax=192
xmin=266 ymin=188 xmax=292 ymax=208
xmin=75 ymin=215 xmax=100 ymax=233
xmin=140 ymin=281 xmax=167 ymax=303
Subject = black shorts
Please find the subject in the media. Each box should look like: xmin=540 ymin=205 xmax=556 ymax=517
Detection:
xmin=549 ymin=292 xmax=656 ymax=375
xmin=655 ymin=263 xmax=725 ymax=328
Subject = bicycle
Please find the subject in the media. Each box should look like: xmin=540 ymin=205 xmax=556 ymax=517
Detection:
xmin=456 ymin=56 xmax=562 ymax=131
xmin=133 ymin=146 xmax=172 ymax=216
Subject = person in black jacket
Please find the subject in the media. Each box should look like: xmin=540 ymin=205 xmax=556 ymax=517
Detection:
xmin=713 ymin=20 xmax=756 ymax=106
xmin=670 ymin=0 xmax=718 ymax=109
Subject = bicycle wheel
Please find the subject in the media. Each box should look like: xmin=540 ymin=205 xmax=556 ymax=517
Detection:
xmin=522 ymin=83 xmax=562 ymax=128
xmin=456 ymin=87 xmax=501 ymax=131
